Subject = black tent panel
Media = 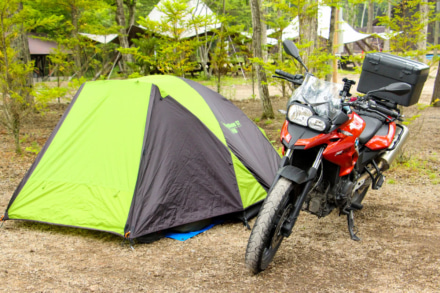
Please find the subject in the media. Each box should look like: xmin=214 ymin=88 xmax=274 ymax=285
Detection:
xmin=126 ymin=86 xmax=242 ymax=238
xmin=182 ymin=78 xmax=280 ymax=190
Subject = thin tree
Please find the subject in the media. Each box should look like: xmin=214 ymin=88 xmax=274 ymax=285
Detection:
xmin=298 ymin=0 xmax=317 ymax=72
xmin=11 ymin=2 xmax=33 ymax=104
xmin=432 ymin=62 xmax=440 ymax=107
xmin=116 ymin=0 xmax=134 ymax=75
xmin=383 ymin=0 xmax=391 ymax=51
xmin=434 ymin=0 xmax=440 ymax=58
xmin=250 ymin=0 xmax=274 ymax=119
xmin=0 ymin=0 xmax=54 ymax=153
xmin=326 ymin=4 xmax=336 ymax=82
xmin=125 ymin=0 xmax=137 ymax=26
xmin=259 ymin=0 xmax=267 ymax=62
xmin=418 ymin=2 xmax=429 ymax=63
xmin=367 ymin=0 xmax=373 ymax=33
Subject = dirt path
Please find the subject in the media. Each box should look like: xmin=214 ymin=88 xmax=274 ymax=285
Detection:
xmin=0 ymin=72 xmax=439 ymax=292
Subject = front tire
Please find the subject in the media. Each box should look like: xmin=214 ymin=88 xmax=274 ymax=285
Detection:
xmin=245 ymin=177 xmax=295 ymax=274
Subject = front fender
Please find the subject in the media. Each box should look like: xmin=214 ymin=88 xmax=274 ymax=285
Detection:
xmin=277 ymin=165 xmax=308 ymax=184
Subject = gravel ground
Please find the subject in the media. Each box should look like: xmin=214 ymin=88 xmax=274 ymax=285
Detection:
xmin=0 ymin=71 xmax=439 ymax=292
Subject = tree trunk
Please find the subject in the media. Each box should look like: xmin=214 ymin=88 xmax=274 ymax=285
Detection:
xmin=384 ymin=0 xmax=391 ymax=51
xmin=217 ymin=0 xmax=226 ymax=93
xmin=277 ymin=9 xmax=286 ymax=98
xmin=125 ymin=0 xmax=137 ymax=26
xmin=361 ymin=3 xmax=366 ymax=28
xmin=298 ymin=0 xmax=317 ymax=72
xmin=259 ymin=0 xmax=267 ymax=62
xmin=12 ymin=2 xmax=33 ymax=103
xmin=115 ymin=0 xmax=133 ymax=75
xmin=432 ymin=62 xmax=440 ymax=107
xmin=434 ymin=1 xmax=440 ymax=58
xmin=326 ymin=5 xmax=336 ymax=82
xmin=71 ymin=4 xmax=82 ymax=77
xmin=250 ymin=0 xmax=274 ymax=119
xmin=418 ymin=3 xmax=429 ymax=63
xmin=367 ymin=0 xmax=373 ymax=34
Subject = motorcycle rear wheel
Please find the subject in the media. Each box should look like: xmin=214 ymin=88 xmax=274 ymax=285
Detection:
xmin=245 ymin=177 xmax=294 ymax=274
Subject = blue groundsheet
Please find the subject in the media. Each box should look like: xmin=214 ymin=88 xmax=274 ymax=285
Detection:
xmin=165 ymin=223 xmax=216 ymax=241
xmin=164 ymin=219 xmax=224 ymax=241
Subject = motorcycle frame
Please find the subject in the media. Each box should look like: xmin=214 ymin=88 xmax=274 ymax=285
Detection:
xmin=275 ymin=111 xmax=397 ymax=237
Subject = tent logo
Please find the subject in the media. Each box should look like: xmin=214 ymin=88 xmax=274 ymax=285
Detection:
xmin=223 ymin=120 xmax=241 ymax=134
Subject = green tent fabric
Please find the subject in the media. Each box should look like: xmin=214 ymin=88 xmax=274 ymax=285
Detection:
xmin=3 ymin=76 xmax=280 ymax=240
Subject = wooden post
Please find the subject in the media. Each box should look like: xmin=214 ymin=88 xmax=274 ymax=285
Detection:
xmin=332 ymin=7 xmax=339 ymax=82
xmin=434 ymin=1 xmax=440 ymax=59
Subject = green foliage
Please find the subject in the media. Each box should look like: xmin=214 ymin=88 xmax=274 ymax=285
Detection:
xmin=68 ymin=77 xmax=88 ymax=89
xmin=26 ymin=0 xmax=116 ymax=78
xmin=25 ymin=141 xmax=42 ymax=155
xmin=0 ymin=1 xmax=60 ymax=154
xmin=377 ymin=0 xmax=435 ymax=57
xmin=264 ymin=0 xmax=296 ymax=35
xmin=127 ymin=36 xmax=158 ymax=75
xmin=135 ymin=0 xmax=209 ymax=76
xmin=32 ymin=83 xmax=68 ymax=109
xmin=393 ymin=100 xmax=438 ymax=185
xmin=128 ymin=72 xmax=144 ymax=79
xmin=205 ymin=0 xmax=252 ymax=31
xmin=394 ymin=155 xmax=439 ymax=185
xmin=135 ymin=0 xmax=161 ymax=22
xmin=387 ymin=178 xmax=396 ymax=184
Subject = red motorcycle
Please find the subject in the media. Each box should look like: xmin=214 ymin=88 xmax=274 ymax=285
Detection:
xmin=245 ymin=40 xmax=423 ymax=274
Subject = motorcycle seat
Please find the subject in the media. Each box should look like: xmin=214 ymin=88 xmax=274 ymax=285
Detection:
xmin=358 ymin=115 xmax=384 ymax=144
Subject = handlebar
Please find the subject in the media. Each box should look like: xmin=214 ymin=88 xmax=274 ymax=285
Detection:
xmin=345 ymin=98 xmax=402 ymax=121
xmin=273 ymin=68 xmax=403 ymax=121
xmin=274 ymin=69 xmax=303 ymax=85
xmin=370 ymin=102 xmax=400 ymax=119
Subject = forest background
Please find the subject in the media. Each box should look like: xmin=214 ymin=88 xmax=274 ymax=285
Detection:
xmin=1 ymin=0 xmax=440 ymax=154
xmin=0 ymin=2 xmax=440 ymax=291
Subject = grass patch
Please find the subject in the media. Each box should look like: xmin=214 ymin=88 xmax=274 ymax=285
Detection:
xmin=392 ymin=153 xmax=439 ymax=185
xmin=264 ymin=119 xmax=273 ymax=125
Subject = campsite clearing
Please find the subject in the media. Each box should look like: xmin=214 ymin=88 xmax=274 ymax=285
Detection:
xmin=0 ymin=73 xmax=439 ymax=292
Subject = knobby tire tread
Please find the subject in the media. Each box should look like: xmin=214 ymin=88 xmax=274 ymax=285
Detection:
xmin=245 ymin=177 xmax=293 ymax=274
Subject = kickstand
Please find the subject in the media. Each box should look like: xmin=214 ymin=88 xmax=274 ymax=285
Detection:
xmin=347 ymin=210 xmax=361 ymax=241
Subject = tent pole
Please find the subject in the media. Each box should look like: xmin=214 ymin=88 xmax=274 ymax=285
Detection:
xmin=108 ymin=52 xmax=121 ymax=80
xmin=361 ymin=39 xmax=375 ymax=51
xmin=229 ymin=36 xmax=246 ymax=80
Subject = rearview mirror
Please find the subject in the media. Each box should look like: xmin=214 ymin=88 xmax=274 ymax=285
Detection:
xmin=282 ymin=40 xmax=309 ymax=73
xmin=382 ymin=82 xmax=412 ymax=95
xmin=368 ymin=82 xmax=412 ymax=96
xmin=282 ymin=40 xmax=300 ymax=59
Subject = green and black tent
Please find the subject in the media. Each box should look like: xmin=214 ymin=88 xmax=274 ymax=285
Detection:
xmin=2 ymin=75 xmax=280 ymax=240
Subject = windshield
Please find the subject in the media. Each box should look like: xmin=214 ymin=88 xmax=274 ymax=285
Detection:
xmin=288 ymin=74 xmax=343 ymax=120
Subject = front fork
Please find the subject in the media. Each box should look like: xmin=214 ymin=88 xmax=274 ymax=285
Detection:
xmin=281 ymin=147 xmax=325 ymax=237
xmin=280 ymin=146 xmax=362 ymax=241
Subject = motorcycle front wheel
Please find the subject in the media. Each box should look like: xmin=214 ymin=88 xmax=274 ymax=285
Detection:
xmin=245 ymin=177 xmax=295 ymax=274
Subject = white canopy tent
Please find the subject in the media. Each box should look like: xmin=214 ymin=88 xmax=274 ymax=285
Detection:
xmin=147 ymin=0 xmax=221 ymax=39
xmin=267 ymin=6 xmax=370 ymax=45
xmin=79 ymin=33 xmax=118 ymax=44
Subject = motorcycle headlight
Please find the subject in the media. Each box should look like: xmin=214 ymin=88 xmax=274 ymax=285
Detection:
xmin=308 ymin=116 xmax=330 ymax=132
xmin=287 ymin=104 xmax=313 ymax=126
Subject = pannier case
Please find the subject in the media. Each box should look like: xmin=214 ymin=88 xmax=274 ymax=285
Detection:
xmin=357 ymin=53 xmax=429 ymax=106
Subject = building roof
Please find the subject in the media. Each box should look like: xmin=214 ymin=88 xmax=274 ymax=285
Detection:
xmin=28 ymin=36 xmax=57 ymax=55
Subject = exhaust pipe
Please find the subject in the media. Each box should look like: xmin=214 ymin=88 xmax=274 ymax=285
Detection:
xmin=378 ymin=124 xmax=410 ymax=171
xmin=354 ymin=124 xmax=409 ymax=191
